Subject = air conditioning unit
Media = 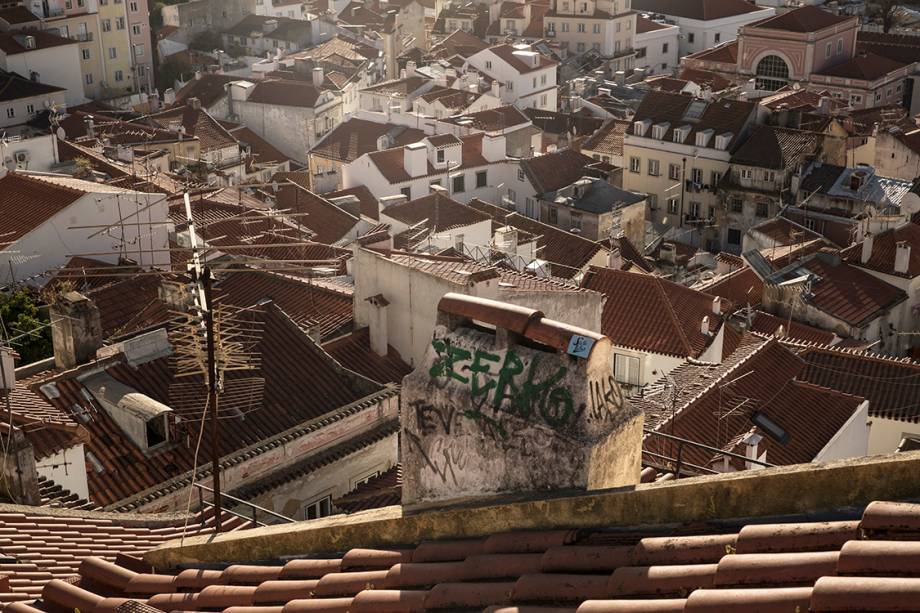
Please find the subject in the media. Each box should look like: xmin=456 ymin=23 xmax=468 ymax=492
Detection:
xmin=14 ymin=150 xmax=30 ymax=165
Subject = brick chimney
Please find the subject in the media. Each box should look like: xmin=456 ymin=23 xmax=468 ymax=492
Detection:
xmin=50 ymin=291 xmax=103 ymax=370
xmin=400 ymin=294 xmax=643 ymax=509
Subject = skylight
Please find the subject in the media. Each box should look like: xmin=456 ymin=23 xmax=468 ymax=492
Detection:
xmin=683 ymin=100 xmax=708 ymax=121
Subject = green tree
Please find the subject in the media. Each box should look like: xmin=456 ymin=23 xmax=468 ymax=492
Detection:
xmin=0 ymin=290 xmax=52 ymax=365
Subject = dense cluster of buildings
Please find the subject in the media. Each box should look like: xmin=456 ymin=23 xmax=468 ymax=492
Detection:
xmin=2 ymin=0 xmax=920 ymax=609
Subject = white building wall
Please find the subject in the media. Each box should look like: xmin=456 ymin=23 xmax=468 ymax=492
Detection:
xmin=815 ymin=401 xmax=870 ymax=462
xmin=0 ymin=45 xmax=87 ymax=106
xmin=0 ymin=185 xmax=170 ymax=287
xmin=0 ymin=134 xmax=60 ymax=172
xmin=248 ymin=434 xmax=397 ymax=519
xmin=869 ymin=415 xmax=920 ymax=455
xmin=36 ymin=443 xmax=89 ymax=500
xmin=669 ymin=10 xmax=774 ymax=57
xmin=634 ymin=24 xmax=679 ymax=76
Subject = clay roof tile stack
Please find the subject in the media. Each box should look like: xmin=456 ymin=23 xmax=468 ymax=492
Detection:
xmin=13 ymin=500 xmax=920 ymax=613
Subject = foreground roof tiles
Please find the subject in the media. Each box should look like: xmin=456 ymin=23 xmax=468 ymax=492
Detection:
xmin=0 ymin=508 xmax=247 ymax=605
xmin=14 ymin=500 xmax=920 ymax=613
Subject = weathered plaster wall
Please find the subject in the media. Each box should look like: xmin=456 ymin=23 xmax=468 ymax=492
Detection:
xmin=400 ymin=320 xmax=642 ymax=507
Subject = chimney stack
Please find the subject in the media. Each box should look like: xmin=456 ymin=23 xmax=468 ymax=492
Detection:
xmin=712 ymin=296 xmax=721 ymax=316
xmin=50 ymin=292 xmax=103 ymax=370
xmin=188 ymin=97 xmax=201 ymax=110
xmin=743 ymin=432 xmax=764 ymax=470
xmin=607 ymin=248 xmax=623 ymax=270
xmin=400 ymin=294 xmax=642 ymax=508
xmin=895 ymin=240 xmax=912 ymax=274
xmin=312 ymin=66 xmax=324 ymax=88
xmin=701 ymin=315 xmax=710 ymax=336
xmin=366 ymin=294 xmax=390 ymax=357
xmin=861 ymin=232 xmax=874 ymax=264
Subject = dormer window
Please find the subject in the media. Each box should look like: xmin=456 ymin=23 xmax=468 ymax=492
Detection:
xmin=437 ymin=149 xmax=445 ymax=163
xmin=673 ymin=125 xmax=691 ymax=143
xmin=652 ymin=122 xmax=670 ymax=139
xmin=695 ymin=129 xmax=714 ymax=147
xmin=633 ymin=119 xmax=650 ymax=136
xmin=82 ymin=372 xmax=173 ymax=455
xmin=715 ymin=132 xmax=732 ymax=150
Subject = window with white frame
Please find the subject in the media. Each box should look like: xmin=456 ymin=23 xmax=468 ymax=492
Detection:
xmin=648 ymin=159 xmax=660 ymax=176
xmin=304 ymin=495 xmax=332 ymax=520
xmin=629 ymin=156 xmax=640 ymax=173
xmin=614 ymin=354 xmax=640 ymax=386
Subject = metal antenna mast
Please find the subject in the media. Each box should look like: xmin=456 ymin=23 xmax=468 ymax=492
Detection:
xmin=183 ymin=191 xmax=223 ymax=532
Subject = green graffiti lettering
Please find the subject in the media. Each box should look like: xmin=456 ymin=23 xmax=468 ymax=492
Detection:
xmin=469 ymin=349 xmax=500 ymax=399
xmin=429 ymin=338 xmax=471 ymax=383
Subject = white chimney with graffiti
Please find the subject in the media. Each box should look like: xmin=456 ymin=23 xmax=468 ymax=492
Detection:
xmin=400 ymin=294 xmax=643 ymax=508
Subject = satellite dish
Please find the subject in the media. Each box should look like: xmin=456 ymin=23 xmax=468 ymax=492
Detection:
xmin=56 ymin=127 xmax=66 ymax=140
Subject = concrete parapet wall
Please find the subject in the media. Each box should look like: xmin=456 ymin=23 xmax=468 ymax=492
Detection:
xmin=146 ymin=450 xmax=920 ymax=567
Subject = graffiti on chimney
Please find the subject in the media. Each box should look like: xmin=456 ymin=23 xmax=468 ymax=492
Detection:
xmin=426 ymin=336 xmax=623 ymax=436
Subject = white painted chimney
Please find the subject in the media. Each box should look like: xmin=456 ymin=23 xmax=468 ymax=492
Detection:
xmin=404 ymin=142 xmax=427 ymax=178
xmin=494 ymin=226 xmax=518 ymax=254
xmin=312 ymin=66 xmax=324 ymax=88
xmin=481 ymin=133 xmax=505 ymax=162
xmin=861 ymin=232 xmax=874 ymax=264
xmin=491 ymin=79 xmax=500 ymax=98
xmin=712 ymin=296 xmax=721 ymax=316
xmin=366 ymin=294 xmax=390 ymax=357
xmin=743 ymin=432 xmax=764 ymax=470
xmin=700 ymin=315 xmax=710 ymax=336
xmin=895 ymin=240 xmax=912 ymax=274
xmin=607 ymin=248 xmax=623 ymax=270
xmin=164 ymin=88 xmax=176 ymax=105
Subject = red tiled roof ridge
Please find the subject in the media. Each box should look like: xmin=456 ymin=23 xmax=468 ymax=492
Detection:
xmin=651 ymin=270 xmax=696 ymax=357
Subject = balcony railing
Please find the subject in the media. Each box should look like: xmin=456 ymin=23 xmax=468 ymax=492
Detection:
xmin=643 ymin=429 xmax=775 ymax=479
xmin=194 ymin=482 xmax=296 ymax=530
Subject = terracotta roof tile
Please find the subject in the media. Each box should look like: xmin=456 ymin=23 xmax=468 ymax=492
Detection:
xmin=750 ymin=5 xmax=852 ymax=32
xmin=486 ymin=44 xmax=557 ymax=74
xmin=0 ymin=30 xmax=75 ymax=54
xmin=274 ymin=184 xmax=360 ymax=245
xmin=633 ymin=0 xmax=765 ymax=20
xmin=367 ymin=133 xmax=489 ymax=184
xmin=0 ymin=172 xmax=84 ymax=245
xmin=323 ymin=329 xmax=411 ymax=385
xmin=581 ymin=120 xmax=628 ymax=159
xmin=782 ymin=253 xmax=906 ymax=327
xmin=631 ymin=91 xmax=756 ymax=153
xmin=841 ymin=223 xmax=920 ymax=279
xmin=703 ymin=266 xmax=763 ymax=309
xmin=748 ymin=310 xmax=836 ymax=346
xmin=381 ymin=192 xmax=491 ymax=232
xmin=796 ymin=346 xmax=920 ymax=423
xmin=635 ymin=15 xmax=671 ymax=33
xmin=581 ymin=267 xmax=723 ymax=358
xmin=816 ymin=52 xmax=906 ymax=81
xmin=466 ymin=199 xmax=606 ymax=279
xmin=311 ymin=118 xmax=426 ymax=164
xmin=173 ymin=74 xmax=235 ymax=109
xmin=216 ymin=269 xmax=354 ymax=340
xmin=23 ymin=500 xmax=920 ymax=613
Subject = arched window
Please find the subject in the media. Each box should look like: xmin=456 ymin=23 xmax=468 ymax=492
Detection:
xmin=755 ymin=55 xmax=790 ymax=91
